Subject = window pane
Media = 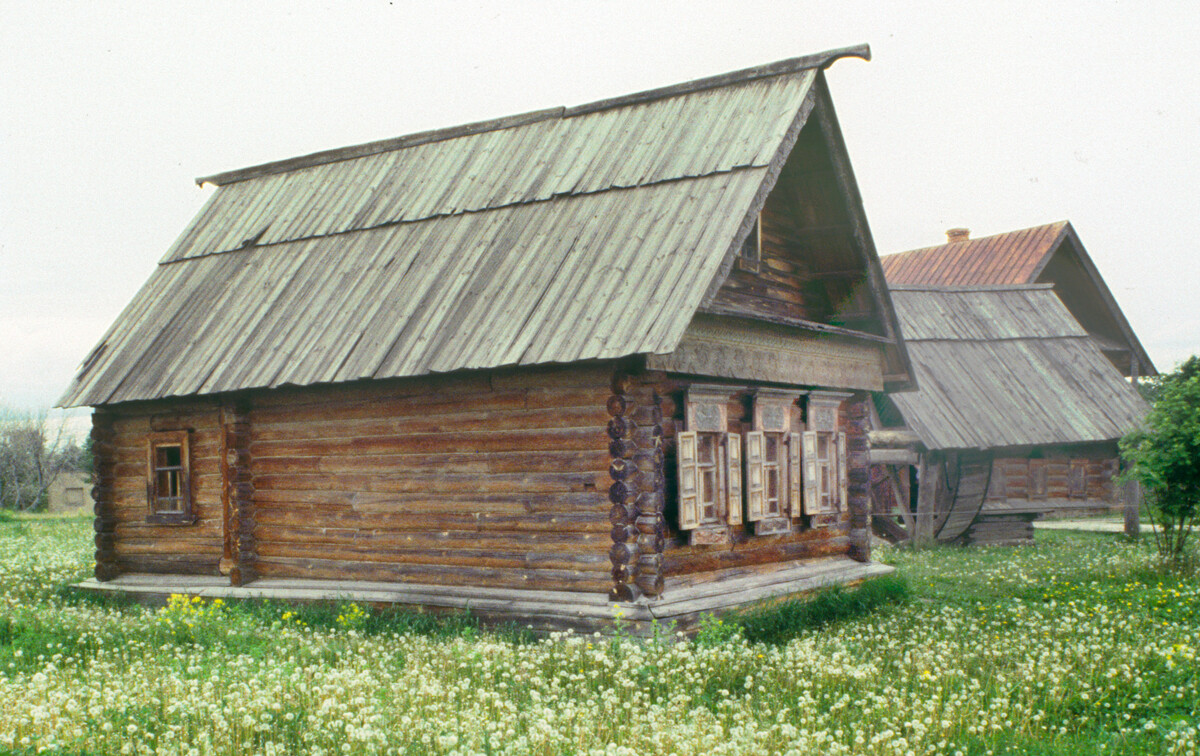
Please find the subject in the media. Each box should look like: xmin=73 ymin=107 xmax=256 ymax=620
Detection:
xmin=701 ymin=468 xmax=715 ymax=505
xmin=156 ymin=444 xmax=182 ymax=469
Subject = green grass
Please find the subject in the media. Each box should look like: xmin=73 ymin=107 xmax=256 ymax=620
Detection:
xmin=0 ymin=517 xmax=1196 ymax=755
xmin=735 ymin=573 xmax=911 ymax=645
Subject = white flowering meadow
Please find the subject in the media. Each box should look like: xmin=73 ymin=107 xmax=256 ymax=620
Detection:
xmin=0 ymin=514 xmax=1197 ymax=755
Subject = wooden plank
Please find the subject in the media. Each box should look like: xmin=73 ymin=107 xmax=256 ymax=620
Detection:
xmin=254 ymin=507 xmax=608 ymax=533
xmin=254 ymin=557 xmax=613 ymax=593
xmin=250 ymin=450 xmax=610 ymax=477
xmin=252 ymin=471 xmax=609 ymax=495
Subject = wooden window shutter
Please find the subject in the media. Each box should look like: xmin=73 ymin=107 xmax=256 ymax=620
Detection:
xmin=787 ymin=432 xmax=802 ymax=518
xmin=745 ymin=431 xmax=766 ymax=521
xmin=837 ymin=432 xmax=849 ymax=509
xmin=677 ymin=431 xmax=700 ymax=530
xmin=726 ymin=433 xmax=743 ymax=525
xmin=802 ymin=431 xmax=820 ymax=514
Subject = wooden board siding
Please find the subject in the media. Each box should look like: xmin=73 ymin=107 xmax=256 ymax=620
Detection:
xmin=107 ymin=403 xmax=225 ymax=576
xmin=636 ymin=370 xmax=863 ymax=587
xmin=245 ymin=364 xmax=614 ymax=594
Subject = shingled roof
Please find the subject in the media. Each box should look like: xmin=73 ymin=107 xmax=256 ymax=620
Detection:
xmin=61 ymin=46 xmax=910 ymax=407
xmin=887 ymin=285 xmax=1148 ymax=451
xmin=881 ymin=222 xmax=1155 ymax=377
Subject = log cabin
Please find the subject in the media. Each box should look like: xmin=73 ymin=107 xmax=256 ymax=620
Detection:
xmin=868 ymin=284 xmax=1148 ymax=547
xmin=62 ymin=46 xmax=916 ymax=632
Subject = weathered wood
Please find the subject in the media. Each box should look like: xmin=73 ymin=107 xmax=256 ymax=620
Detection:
xmin=255 ymin=557 xmax=612 ymax=593
xmin=1123 ymin=478 xmax=1141 ymax=539
xmin=664 ymin=534 xmax=850 ymax=577
xmin=255 ymin=542 xmax=609 ymax=572
xmin=251 ymin=450 xmax=611 ymax=477
xmin=255 ymin=507 xmax=608 ymax=534
xmin=92 ymin=411 xmax=119 ymax=581
xmin=913 ymin=455 xmax=940 ymax=546
xmin=252 ymin=405 xmax=610 ymax=442
xmin=868 ymin=429 xmax=922 ymax=448
xmin=868 ymin=448 xmax=919 ymax=466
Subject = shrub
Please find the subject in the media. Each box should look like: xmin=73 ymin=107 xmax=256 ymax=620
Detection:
xmin=1121 ymin=355 xmax=1200 ymax=566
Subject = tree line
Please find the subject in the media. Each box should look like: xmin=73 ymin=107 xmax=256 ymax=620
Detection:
xmin=0 ymin=406 xmax=91 ymax=512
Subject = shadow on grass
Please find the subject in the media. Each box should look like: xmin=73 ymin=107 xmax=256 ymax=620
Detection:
xmin=734 ymin=573 xmax=910 ymax=645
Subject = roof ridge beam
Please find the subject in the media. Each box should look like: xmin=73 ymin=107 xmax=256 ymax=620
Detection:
xmin=563 ymin=44 xmax=870 ymax=117
xmin=195 ymin=45 xmax=869 ymax=188
xmin=197 ymin=107 xmax=566 ymax=187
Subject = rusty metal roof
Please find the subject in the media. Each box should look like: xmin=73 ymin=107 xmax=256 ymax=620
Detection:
xmin=61 ymin=46 xmax=903 ymax=407
xmin=880 ymin=222 xmax=1069 ymax=286
xmin=887 ymin=285 xmax=1148 ymax=450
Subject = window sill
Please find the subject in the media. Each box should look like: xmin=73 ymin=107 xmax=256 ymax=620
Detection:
xmin=146 ymin=513 xmax=198 ymax=526
xmin=688 ymin=524 xmax=732 ymax=547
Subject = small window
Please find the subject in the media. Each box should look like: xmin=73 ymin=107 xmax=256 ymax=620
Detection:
xmin=737 ymin=214 xmax=761 ymax=272
xmin=747 ymin=391 xmax=801 ymax=529
xmin=147 ymin=431 xmax=194 ymax=525
xmin=803 ymin=392 xmax=851 ymax=519
xmin=677 ymin=387 xmax=741 ymax=541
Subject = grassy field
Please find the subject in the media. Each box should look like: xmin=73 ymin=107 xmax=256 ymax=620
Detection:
xmin=0 ymin=516 xmax=1196 ymax=755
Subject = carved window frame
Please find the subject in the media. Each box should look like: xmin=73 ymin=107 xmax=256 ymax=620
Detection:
xmin=677 ymin=386 xmax=741 ymax=541
xmin=146 ymin=430 xmax=195 ymax=525
xmin=803 ymin=392 xmax=851 ymax=520
xmin=747 ymin=389 xmax=802 ymax=534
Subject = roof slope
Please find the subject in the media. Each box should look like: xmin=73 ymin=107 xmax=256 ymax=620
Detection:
xmin=62 ymin=47 xmax=902 ymax=407
xmin=880 ymin=221 xmax=1155 ymax=377
xmin=888 ymin=285 xmax=1148 ymax=450
xmin=880 ymin=222 xmax=1069 ymax=286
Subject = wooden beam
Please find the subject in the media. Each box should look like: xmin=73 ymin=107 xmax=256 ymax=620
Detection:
xmin=565 ymin=45 xmax=869 ymax=118
xmin=869 ymin=448 xmax=919 ymax=466
xmin=698 ymin=304 xmax=894 ymax=344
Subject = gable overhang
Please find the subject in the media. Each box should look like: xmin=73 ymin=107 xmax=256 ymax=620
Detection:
xmin=695 ymin=69 xmax=916 ymax=394
xmin=1041 ymin=223 xmax=1157 ymax=377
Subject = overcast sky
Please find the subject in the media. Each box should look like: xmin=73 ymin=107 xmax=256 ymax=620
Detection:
xmin=3 ymin=1 xmax=1198 ymax=418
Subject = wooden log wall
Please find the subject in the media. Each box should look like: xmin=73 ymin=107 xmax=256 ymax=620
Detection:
xmin=966 ymin=513 xmax=1038 ymax=546
xmin=245 ymin=364 xmax=614 ymax=594
xmin=988 ymin=453 xmax=1119 ymax=504
xmin=91 ymin=409 xmax=119 ymax=581
xmin=105 ymin=401 xmax=225 ymax=576
xmin=642 ymin=369 xmax=862 ymax=589
xmin=607 ymin=372 xmax=666 ymax=601
xmin=221 ymin=402 xmax=256 ymax=585
xmin=844 ymin=398 xmax=872 ymax=562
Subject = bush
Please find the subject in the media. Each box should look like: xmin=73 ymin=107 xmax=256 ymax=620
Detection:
xmin=1121 ymin=355 xmax=1200 ymax=566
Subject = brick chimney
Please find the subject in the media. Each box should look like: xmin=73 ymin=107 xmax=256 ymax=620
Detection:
xmin=946 ymin=228 xmax=970 ymax=243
